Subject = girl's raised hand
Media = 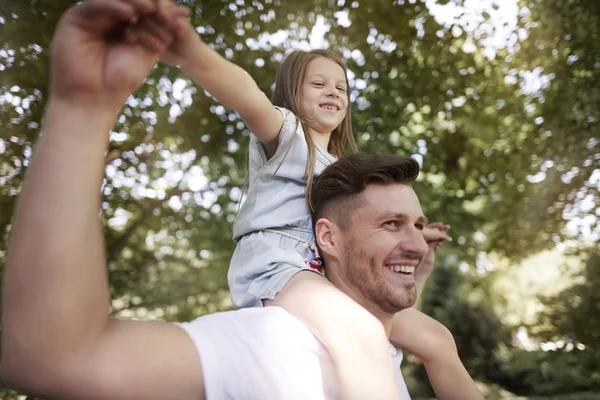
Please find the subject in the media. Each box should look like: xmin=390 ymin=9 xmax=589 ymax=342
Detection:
xmin=50 ymin=0 xmax=189 ymax=112
xmin=127 ymin=0 xmax=201 ymax=70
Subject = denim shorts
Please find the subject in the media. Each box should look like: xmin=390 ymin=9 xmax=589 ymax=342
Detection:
xmin=228 ymin=227 xmax=325 ymax=309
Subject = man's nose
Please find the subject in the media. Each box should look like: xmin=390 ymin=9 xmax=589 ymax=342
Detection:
xmin=404 ymin=228 xmax=429 ymax=258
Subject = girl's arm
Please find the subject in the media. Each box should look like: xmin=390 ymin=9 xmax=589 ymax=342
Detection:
xmin=133 ymin=6 xmax=283 ymax=156
xmin=391 ymin=309 xmax=483 ymax=400
xmin=181 ymin=31 xmax=282 ymax=154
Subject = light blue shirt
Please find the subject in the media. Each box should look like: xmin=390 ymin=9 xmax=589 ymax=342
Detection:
xmin=232 ymin=107 xmax=337 ymax=241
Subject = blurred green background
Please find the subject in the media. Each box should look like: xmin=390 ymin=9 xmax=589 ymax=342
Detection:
xmin=1 ymin=0 xmax=599 ymax=398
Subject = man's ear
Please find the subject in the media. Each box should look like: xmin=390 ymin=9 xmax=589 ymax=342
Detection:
xmin=315 ymin=218 xmax=340 ymax=260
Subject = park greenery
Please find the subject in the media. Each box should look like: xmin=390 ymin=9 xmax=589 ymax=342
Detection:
xmin=1 ymin=0 xmax=598 ymax=398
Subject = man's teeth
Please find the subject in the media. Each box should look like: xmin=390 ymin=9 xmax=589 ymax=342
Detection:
xmin=387 ymin=265 xmax=415 ymax=274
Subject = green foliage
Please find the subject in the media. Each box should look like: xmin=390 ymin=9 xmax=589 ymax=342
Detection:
xmin=492 ymin=345 xmax=600 ymax=396
xmin=533 ymin=249 xmax=600 ymax=348
xmin=504 ymin=0 xmax=600 ymax=255
xmin=420 ymin=263 xmax=512 ymax=378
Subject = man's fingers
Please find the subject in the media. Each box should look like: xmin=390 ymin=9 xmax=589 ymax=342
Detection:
xmin=156 ymin=0 xmax=173 ymax=24
xmin=427 ymin=222 xmax=444 ymax=228
xmin=426 ymin=239 xmax=446 ymax=253
xmin=426 ymin=238 xmax=450 ymax=246
xmin=124 ymin=26 xmax=139 ymax=44
xmin=171 ymin=6 xmax=191 ymax=20
xmin=435 ymin=233 xmax=452 ymax=242
xmin=135 ymin=26 xmax=171 ymax=52
xmin=425 ymin=232 xmax=452 ymax=251
xmin=137 ymin=15 xmax=174 ymax=45
xmin=74 ymin=0 xmax=137 ymax=23
xmin=424 ymin=229 xmax=451 ymax=241
xmin=68 ymin=0 xmax=160 ymax=36
xmin=121 ymin=0 xmax=158 ymax=15
xmin=426 ymin=222 xmax=450 ymax=232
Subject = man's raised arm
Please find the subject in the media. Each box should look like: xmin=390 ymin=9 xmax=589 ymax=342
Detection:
xmin=1 ymin=2 xmax=204 ymax=399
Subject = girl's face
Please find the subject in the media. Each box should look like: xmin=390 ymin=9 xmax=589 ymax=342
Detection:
xmin=300 ymin=57 xmax=349 ymax=136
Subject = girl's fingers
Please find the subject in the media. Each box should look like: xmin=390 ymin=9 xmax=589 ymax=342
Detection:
xmin=154 ymin=0 xmax=190 ymax=28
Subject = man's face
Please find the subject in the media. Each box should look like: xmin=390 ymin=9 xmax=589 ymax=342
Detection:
xmin=336 ymin=183 xmax=430 ymax=314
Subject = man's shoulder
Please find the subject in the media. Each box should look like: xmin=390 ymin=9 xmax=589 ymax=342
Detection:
xmin=179 ymin=306 xmax=321 ymax=349
xmin=177 ymin=306 xmax=336 ymax=399
xmin=199 ymin=305 xmax=291 ymax=321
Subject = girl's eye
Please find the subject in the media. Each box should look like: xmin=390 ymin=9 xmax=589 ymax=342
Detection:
xmin=337 ymin=87 xmax=346 ymax=92
xmin=313 ymin=82 xmax=324 ymax=87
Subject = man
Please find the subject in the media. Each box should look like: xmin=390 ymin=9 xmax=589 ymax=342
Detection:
xmin=1 ymin=1 xmax=482 ymax=399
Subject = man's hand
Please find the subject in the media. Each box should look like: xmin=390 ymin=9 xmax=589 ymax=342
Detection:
xmin=1 ymin=3 xmax=203 ymax=399
xmin=419 ymin=222 xmax=452 ymax=276
xmin=50 ymin=0 xmax=189 ymax=113
xmin=423 ymin=222 xmax=451 ymax=250
xmin=129 ymin=0 xmax=201 ymax=70
xmin=413 ymin=222 xmax=451 ymax=306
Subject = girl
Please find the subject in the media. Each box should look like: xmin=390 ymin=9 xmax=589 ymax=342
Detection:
xmin=127 ymin=4 xmax=482 ymax=400
xmin=130 ymin=22 xmax=402 ymax=400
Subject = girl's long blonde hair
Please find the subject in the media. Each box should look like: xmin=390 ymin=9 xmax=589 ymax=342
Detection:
xmin=271 ymin=49 xmax=358 ymax=210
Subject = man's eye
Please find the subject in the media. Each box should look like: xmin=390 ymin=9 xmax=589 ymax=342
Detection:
xmin=384 ymin=221 xmax=399 ymax=227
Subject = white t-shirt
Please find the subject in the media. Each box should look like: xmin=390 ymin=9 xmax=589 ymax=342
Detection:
xmin=177 ymin=306 xmax=411 ymax=400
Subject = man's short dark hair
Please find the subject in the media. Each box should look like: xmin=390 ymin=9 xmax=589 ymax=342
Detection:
xmin=310 ymin=153 xmax=420 ymax=231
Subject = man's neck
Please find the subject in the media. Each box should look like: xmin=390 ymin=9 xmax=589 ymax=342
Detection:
xmin=327 ymin=274 xmax=395 ymax=338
